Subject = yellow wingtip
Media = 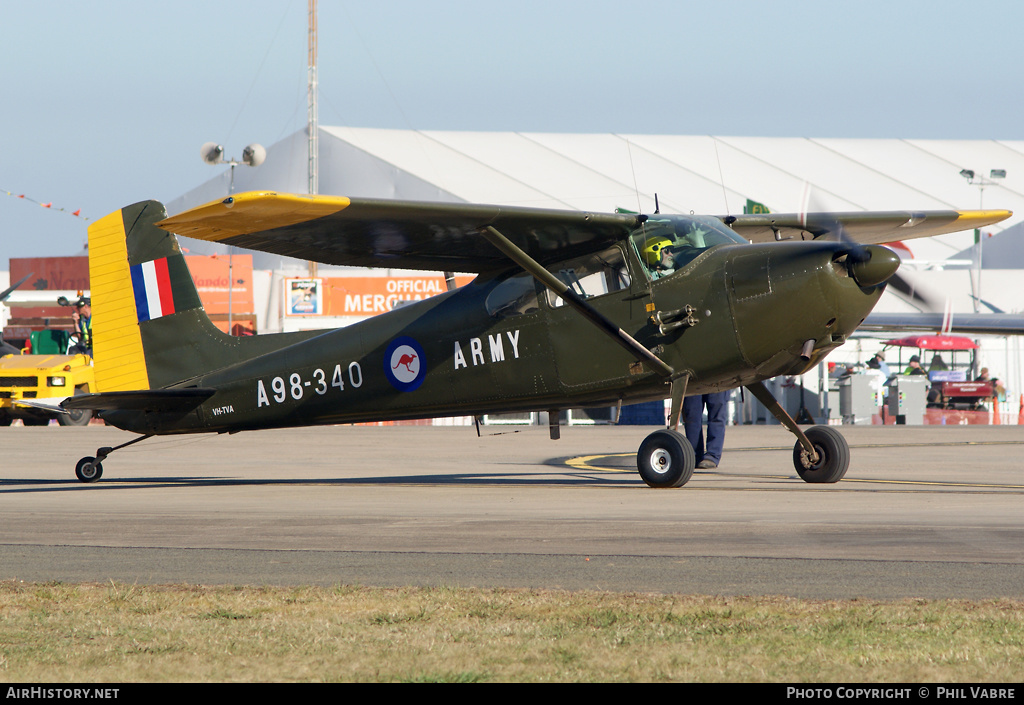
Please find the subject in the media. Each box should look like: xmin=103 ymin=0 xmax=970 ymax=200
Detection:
xmin=956 ymin=209 xmax=1013 ymax=229
xmin=157 ymin=191 xmax=352 ymax=242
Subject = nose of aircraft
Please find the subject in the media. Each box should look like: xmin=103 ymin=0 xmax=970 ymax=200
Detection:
xmin=726 ymin=241 xmax=896 ymax=378
xmin=844 ymin=244 xmax=901 ymax=288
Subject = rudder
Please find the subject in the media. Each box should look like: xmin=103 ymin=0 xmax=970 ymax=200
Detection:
xmin=88 ymin=201 xmax=227 ymax=391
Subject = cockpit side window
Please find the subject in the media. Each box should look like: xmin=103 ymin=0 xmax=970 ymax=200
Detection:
xmin=545 ymin=246 xmax=630 ymax=308
xmin=485 ymin=272 xmax=541 ymax=319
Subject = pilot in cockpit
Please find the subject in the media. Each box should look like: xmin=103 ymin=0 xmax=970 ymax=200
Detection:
xmin=643 ymin=236 xmax=678 ymax=279
xmin=643 ymin=231 xmax=704 ymax=278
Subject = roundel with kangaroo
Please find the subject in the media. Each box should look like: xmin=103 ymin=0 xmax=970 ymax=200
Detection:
xmin=384 ymin=336 xmax=426 ymax=392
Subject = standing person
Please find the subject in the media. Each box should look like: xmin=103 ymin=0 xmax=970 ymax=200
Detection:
xmin=865 ymin=356 xmax=889 ymax=402
xmin=871 ymin=352 xmax=892 ymax=380
xmin=70 ymin=297 xmax=92 ymax=356
xmin=682 ymin=390 xmax=729 ymax=469
xmin=976 ymin=368 xmax=1006 ymax=402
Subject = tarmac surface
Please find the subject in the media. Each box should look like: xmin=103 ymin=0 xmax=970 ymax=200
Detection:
xmin=2 ymin=422 xmax=1024 ymax=600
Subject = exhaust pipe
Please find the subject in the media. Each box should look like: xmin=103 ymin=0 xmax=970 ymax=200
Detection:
xmin=800 ymin=339 xmax=816 ymax=361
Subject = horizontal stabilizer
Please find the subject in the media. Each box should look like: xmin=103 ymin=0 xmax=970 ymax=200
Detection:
xmin=61 ymin=388 xmax=215 ymax=412
xmin=861 ymin=312 xmax=1024 ymax=337
xmin=15 ymin=397 xmax=70 ymax=414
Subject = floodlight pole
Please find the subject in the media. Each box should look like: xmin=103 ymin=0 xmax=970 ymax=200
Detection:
xmin=959 ymin=168 xmax=1005 ymax=314
xmin=202 ymin=144 xmax=266 ymax=335
xmin=307 ymin=0 xmax=319 ymax=280
xmin=308 ymin=0 xmax=319 ymax=200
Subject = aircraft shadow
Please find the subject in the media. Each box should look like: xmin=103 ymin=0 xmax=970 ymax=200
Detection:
xmin=0 ymin=468 xmax=640 ymax=494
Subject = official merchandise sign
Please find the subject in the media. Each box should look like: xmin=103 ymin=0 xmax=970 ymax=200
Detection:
xmin=284 ymin=275 xmax=471 ymax=318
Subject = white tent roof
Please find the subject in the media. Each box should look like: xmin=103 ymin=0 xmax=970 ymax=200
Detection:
xmin=168 ymin=127 xmax=1024 ymax=265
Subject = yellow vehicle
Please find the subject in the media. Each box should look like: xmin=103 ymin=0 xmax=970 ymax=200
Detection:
xmin=0 ymin=330 xmax=96 ymax=426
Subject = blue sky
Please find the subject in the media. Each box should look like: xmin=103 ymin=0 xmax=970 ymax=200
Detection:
xmin=2 ymin=0 xmax=1022 ymax=261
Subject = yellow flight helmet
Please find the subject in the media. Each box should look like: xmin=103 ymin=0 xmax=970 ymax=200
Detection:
xmin=642 ymin=236 xmax=673 ymax=267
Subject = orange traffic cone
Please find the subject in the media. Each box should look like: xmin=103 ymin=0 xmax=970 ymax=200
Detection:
xmin=993 ymin=395 xmax=1000 ymax=425
xmin=1018 ymin=394 xmax=1024 ymax=425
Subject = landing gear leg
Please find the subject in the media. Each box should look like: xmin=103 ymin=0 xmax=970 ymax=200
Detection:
xmin=745 ymin=381 xmax=849 ymax=484
xmin=74 ymin=434 xmax=153 ymax=483
xmin=667 ymin=375 xmax=688 ymax=431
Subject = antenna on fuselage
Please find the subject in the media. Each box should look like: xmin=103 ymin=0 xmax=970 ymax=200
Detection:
xmin=654 ymin=193 xmax=660 ymax=214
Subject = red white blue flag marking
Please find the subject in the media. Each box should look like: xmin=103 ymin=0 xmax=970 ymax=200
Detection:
xmin=130 ymin=258 xmax=176 ymax=323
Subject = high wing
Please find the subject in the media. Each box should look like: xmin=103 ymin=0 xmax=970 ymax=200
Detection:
xmin=158 ymin=191 xmax=638 ymax=272
xmin=158 ymin=192 xmax=1011 ymax=270
xmin=723 ymin=210 xmax=1011 ymax=245
xmin=860 ymin=312 xmax=1024 ymax=337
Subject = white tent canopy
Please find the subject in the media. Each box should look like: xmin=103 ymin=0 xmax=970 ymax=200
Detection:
xmin=168 ymin=127 xmax=1024 ymax=267
xmin=165 ymin=127 xmax=1024 ymax=405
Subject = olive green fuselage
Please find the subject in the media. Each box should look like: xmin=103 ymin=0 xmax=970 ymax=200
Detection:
xmin=102 ymin=239 xmax=883 ymax=435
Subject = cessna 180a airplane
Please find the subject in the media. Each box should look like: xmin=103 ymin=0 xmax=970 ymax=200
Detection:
xmin=62 ymin=192 xmax=1010 ymax=487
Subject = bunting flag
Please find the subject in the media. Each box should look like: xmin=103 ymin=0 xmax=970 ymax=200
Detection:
xmin=2 ymin=188 xmax=88 ymax=220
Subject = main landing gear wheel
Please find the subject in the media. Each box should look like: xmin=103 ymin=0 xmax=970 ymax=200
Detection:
xmin=793 ymin=425 xmax=849 ymax=484
xmin=58 ymin=407 xmax=92 ymax=427
xmin=75 ymin=456 xmax=103 ymax=483
xmin=637 ymin=429 xmax=695 ymax=488
xmin=58 ymin=389 xmax=93 ymax=426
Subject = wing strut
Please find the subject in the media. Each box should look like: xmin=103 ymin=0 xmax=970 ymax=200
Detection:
xmin=479 ymin=225 xmax=674 ymax=379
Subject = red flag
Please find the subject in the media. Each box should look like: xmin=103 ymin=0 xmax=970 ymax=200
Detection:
xmin=72 ymin=209 xmax=81 ymax=216
xmin=41 ymin=202 xmax=52 ymax=208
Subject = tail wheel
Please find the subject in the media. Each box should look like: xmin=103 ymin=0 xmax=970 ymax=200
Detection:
xmin=637 ymin=429 xmax=695 ymax=488
xmin=793 ymin=426 xmax=849 ymax=483
xmin=75 ymin=457 xmax=103 ymax=483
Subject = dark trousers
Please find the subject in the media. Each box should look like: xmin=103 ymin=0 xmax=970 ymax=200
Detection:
xmin=682 ymin=391 xmax=729 ymax=464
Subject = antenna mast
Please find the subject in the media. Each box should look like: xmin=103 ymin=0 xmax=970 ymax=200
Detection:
xmin=307 ymin=0 xmax=319 ymax=278
xmin=307 ymin=0 xmax=319 ymax=197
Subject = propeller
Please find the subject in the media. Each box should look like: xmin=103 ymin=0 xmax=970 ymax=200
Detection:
xmin=882 ymin=267 xmax=938 ymax=311
xmin=799 ymin=184 xmax=934 ymax=309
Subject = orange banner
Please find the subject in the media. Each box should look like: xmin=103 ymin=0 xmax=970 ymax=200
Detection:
xmin=185 ymin=255 xmax=253 ymax=315
xmin=287 ymin=275 xmax=473 ymax=317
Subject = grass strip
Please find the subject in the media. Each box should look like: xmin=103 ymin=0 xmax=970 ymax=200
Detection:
xmin=1 ymin=581 xmax=1022 ymax=682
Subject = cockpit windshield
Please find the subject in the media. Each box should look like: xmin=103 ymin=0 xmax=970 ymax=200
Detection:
xmin=630 ymin=215 xmax=747 ymax=280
